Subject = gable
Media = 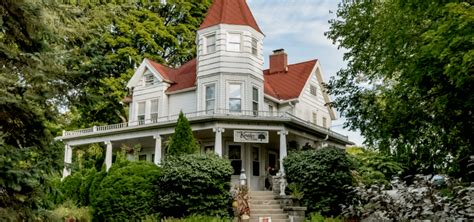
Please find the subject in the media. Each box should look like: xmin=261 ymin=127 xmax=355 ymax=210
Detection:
xmin=127 ymin=59 xmax=173 ymax=88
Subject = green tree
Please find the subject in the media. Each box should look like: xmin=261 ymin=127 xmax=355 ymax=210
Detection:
xmin=56 ymin=0 xmax=211 ymax=129
xmin=167 ymin=111 xmax=199 ymax=155
xmin=0 ymin=0 xmax=65 ymax=218
xmin=326 ymin=1 xmax=473 ymax=178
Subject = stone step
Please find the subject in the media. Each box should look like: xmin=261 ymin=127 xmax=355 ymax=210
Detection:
xmin=251 ymin=209 xmax=284 ymax=214
xmin=249 ymin=204 xmax=281 ymax=209
xmin=249 ymin=219 xmax=289 ymax=222
xmin=249 ymin=199 xmax=280 ymax=205
xmin=250 ymin=191 xmax=274 ymax=196
xmin=250 ymin=195 xmax=276 ymax=200
xmin=250 ymin=214 xmax=288 ymax=220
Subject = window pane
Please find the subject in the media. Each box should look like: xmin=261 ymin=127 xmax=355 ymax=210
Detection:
xmin=229 ymin=84 xmax=241 ymax=98
xmin=253 ymin=88 xmax=258 ymax=101
xmin=228 ymin=43 xmax=240 ymax=52
xmin=229 ymin=33 xmax=240 ymax=42
xmin=231 ymin=160 xmax=242 ymax=175
xmin=253 ymin=161 xmax=260 ymax=176
xmin=151 ymin=99 xmax=159 ymax=113
xmin=138 ymin=102 xmax=145 ymax=115
xmin=206 ymin=34 xmax=216 ymax=53
xmin=253 ymin=102 xmax=258 ymax=112
xmin=139 ymin=155 xmax=147 ymax=161
xmin=229 ymin=145 xmax=241 ymax=159
xmin=207 ymin=44 xmax=216 ymax=53
xmin=145 ymin=74 xmax=154 ymax=86
xmin=206 ymin=100 xmax=215 ymax=113
xmin=206 ymin=84 xmax=215 ymax=100
xmin=252 ymin=38 xmax=258 ymax=55
xmin=310 ymin=85 xmax=317 ymax=96
xmin=229 ymin=99 xmax=241 ymax=112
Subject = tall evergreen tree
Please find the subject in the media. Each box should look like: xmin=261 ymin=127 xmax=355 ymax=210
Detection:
xmin=167 ymin=111 xmax=199 ymax=155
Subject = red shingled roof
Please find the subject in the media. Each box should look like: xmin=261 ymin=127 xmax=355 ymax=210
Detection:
xmin=263 ymin=60 xmax=318 ymax=100
xmin=146 ymin=58 xmax=317 ymax=100
xmin=199 ymin=0 xmax=263 ymax=34
xmin=147 ymin=59 xmax=197 ymax=93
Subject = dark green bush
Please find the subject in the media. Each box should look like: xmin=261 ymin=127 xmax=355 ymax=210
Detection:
xmin=157 ymin=154 xmax=233 ymax=218
xmin=283 ymin=147 xmax=354 ymax=216
xmin=58 ymin=168 xmax=98 ymax=207
xmin=90 ymin=160 xmax=161 ymax=220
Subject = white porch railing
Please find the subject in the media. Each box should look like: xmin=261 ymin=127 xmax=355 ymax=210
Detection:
xmin=62 ymin=109 xmax=349 ymax=141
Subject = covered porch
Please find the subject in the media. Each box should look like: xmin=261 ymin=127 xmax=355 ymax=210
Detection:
xmin=59 ymin=111 xmax=351 ymax=191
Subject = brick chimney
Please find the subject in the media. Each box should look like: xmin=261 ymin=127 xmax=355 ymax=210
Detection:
xmin=269 ymin=49 xmax=288 ymax=74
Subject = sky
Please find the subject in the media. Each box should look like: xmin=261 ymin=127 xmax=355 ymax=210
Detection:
xmin=247 ymin=0 xmax=365 ymax=146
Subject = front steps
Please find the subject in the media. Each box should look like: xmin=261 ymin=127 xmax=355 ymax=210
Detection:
xmin=249 ymin=191 xmax=289 ymax=222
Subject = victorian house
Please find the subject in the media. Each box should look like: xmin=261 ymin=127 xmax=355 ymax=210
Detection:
xmin=58 ymin=0 xmax=353 ymax=190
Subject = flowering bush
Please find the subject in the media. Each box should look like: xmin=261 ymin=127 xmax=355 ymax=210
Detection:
xmin=342 ymin=175 xmax=474 ymax=221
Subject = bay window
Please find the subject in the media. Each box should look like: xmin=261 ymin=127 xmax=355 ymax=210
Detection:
xmin=252 ymin=87 xmax=258 ymax=115
xmin=205 ymin=34 xmax=216 ymax=54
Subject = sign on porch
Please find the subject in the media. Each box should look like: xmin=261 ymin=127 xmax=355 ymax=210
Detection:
xmin=234 ymin=130 xmax=269 ymax=143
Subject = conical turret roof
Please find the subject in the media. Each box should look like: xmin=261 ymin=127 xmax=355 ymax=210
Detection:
xmin=199 ymin=0 xmax=263 ymax=34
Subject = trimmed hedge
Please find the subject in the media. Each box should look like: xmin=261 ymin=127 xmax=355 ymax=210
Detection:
xmin=90 ymin=160 xmax=161 ymax=220
xmin=157 ymin=154 xmax=233 ymax=218
xmin=283 ymin=147 xmax=354 ymax=216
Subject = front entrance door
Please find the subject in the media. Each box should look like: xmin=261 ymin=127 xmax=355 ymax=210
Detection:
xmin=250 ymin=145 xmax=262 ymax=190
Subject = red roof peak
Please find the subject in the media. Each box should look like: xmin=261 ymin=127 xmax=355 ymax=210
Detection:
xmin=199 ymin=0 xmax=263 ymax=34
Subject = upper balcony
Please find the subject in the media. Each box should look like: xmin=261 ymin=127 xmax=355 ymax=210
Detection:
xmin=59 ymin=109 xmax=352 ymax=145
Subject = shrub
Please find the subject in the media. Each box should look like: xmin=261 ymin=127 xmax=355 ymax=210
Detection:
xmin=283 ymin=147 xmax=354 ymax=216
xmin=91 ymin=160 xmax=161 ymax=220
xmin=48 ymin=200 xmax=92 ymax=222
xmin=348 ymin=147 xmax=404 ymax=186
xmin=306 ymin=212 xmax=344 ymax=222
xmin=157 ymin=154 xmax=233 ymax=218
xmin=162 ymin=215 xmax=231 ymax=222
xmin=59 ymin=168 xmax=98 ymax=207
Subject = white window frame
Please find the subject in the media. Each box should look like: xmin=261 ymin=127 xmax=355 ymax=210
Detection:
xmin=205 ymin=83 xmax=216 ymax=114
xmin=251 ymin=37 xmax=258 ymax=56
xmin=204 ymin=33 xmax=216 ymax=54
xmin=252 ymin=87 xmax=259 ymax=116
xmin=150 ymin=99 xmax=159 ymax=122
xmin=312 ymin=112 xmax=317 ymax=125
xmin=137 ymin=101 xmax=146 ymax=124
xmin=227 ymin=32 xmax=241 ymax=52
xmin=228 ymin=82 xmax=243 ymax=113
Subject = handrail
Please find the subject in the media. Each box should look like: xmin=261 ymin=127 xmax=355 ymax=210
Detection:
xmin=62 ymin=109 xmax=348 ymax=141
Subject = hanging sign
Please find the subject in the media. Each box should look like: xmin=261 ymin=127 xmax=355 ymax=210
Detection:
xmin=234 ymin=130 xmax=269 ymax=143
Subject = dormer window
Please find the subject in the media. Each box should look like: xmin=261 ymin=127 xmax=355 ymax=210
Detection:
xmin=144 ymin=73 xmax=156 ymax=86
xmin=205 ymin=34 xmax=216 ymax=54
xmin=227 ymin=33 xmax=241 ymax=52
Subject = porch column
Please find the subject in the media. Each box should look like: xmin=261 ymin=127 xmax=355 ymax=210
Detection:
xmin=62 ymin=144 xmax=72 ymax=179
xmin=153 ymin=134 xmax=162 ymax=165
xmin=105 ymin=141 xmax=112 ymax=171
xmin=213 ymin=127 xmax=225 ymax=157
xmin=278 ymin=129 xmax=288 ymax=173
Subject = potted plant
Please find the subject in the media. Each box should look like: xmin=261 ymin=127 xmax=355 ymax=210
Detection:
xmin=288 ymin=183 xmax=304 ymax=206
